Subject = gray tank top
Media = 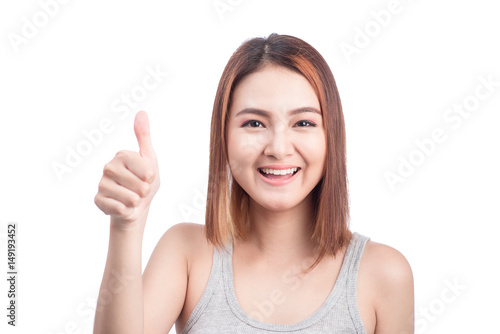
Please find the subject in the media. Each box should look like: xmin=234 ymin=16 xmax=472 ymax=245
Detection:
xmin=180 ymin=232 xmax=369 ymax=333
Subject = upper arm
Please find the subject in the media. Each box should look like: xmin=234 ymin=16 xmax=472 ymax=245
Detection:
xmin=142 ymin=223 xmax=193 ymax=334
xmin=365 ymin=241 xmax=415 ymax=333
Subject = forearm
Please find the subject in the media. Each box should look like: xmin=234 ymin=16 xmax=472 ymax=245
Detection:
xmin=93 ymin=219 xmax=146 ymax=334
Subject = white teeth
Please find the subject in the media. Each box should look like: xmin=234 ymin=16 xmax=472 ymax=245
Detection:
xmin=261 ymin=167 xmax=298 ymax=175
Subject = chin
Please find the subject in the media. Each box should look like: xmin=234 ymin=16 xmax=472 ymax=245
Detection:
xmin=253 ymin=196 xmax=304 ymax=212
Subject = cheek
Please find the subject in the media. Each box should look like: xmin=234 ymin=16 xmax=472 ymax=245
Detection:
xmin=227 ymin=131 xmax=256 ymax=177
xmin=302 ymin=133 xmax=327 ymax=164
xmin=235 ymin=130 xmax=268 ymax=153
xmin=228 ymin=128 xmax=268 ymax=155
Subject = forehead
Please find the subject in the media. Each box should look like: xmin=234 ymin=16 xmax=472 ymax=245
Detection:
xmin=229 ymin=65 xmax=320 ymax=117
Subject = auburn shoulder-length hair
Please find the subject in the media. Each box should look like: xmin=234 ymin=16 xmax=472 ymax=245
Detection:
xmin=205 ymin=33 xmax=351 ymax=271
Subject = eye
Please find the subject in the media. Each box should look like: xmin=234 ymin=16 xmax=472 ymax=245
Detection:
xmin=242 ymin=120 xmax=264 ymax=128
xmin=295 ymin=120 xmax=316 ymax=127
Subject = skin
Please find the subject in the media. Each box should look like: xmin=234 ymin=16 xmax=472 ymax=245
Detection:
xmin=93 ymin=65 xmax=414 ymax=334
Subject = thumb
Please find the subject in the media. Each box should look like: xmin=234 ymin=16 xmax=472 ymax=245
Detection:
xmin=134 ymin=111 xmax=156 ymax=158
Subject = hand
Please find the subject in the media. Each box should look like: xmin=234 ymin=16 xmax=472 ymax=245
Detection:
xmin=94 ymin=111 xmax=160 ymax=229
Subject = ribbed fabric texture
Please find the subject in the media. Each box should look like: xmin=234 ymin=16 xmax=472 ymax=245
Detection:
xmin=180 ymin=232 xmax=369 ymax=333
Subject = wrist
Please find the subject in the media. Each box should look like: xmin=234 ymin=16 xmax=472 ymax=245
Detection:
xmin=110 ymin=215 xmax=147 ymax=234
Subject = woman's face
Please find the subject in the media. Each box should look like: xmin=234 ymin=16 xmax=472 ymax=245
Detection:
xmin=226 ymin=64 xmax=326 ymax=212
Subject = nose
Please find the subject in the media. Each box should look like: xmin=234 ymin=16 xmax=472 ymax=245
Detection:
xmin=263 ymin=128 xmax=294 ymax=160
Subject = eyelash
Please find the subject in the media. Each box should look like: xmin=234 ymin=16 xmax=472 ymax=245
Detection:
xmin=242 ymin=120 xmax=317 ymax=128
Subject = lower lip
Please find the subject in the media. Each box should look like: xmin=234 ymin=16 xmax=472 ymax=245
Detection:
xmin=258 ymin=169 xmax=300 ymax=186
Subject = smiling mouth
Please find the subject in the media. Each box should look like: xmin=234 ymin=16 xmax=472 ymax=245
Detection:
xmin=258 ymin=167 xmax=300 ymax=179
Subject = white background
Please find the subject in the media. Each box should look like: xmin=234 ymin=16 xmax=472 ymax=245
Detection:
xmin=1 ymin=0 xmax=499 ymax=333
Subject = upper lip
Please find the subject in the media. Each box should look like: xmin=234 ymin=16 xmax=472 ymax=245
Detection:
xmin=257 ymin=165 xmax=300 ymax=170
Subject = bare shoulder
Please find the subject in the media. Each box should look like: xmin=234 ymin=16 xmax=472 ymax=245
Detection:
xmin=358 ymin=239 xmax=415 ymax=333
xmin=153 ymin=222 xmax=212 ymax=274
xmin=161 ymin=221 xmax=205 ymax=241
xmin=158 ymin=222 xmax=206 ymax=250
xmin=362 ymin=240 xmax=413 ymax=286
xmin=142 ymin=222 xmax=210 ymax=334
xmin=169 ymin=222 xmax=212 ymax=263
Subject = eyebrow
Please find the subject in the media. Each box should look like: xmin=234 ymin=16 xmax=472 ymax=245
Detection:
xmin=234 ymin=107 xmax=321 ymax=118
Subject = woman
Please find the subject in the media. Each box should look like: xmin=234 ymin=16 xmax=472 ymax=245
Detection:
xmin=93 ymin=33 xmax=414 ymax=333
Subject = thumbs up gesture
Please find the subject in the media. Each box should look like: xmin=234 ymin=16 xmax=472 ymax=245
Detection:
xmin=95 ymin=111 xmax=160 ymax=229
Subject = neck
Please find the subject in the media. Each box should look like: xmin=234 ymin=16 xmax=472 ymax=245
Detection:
xmin=244 ymin=193 xmax=316 ymax=262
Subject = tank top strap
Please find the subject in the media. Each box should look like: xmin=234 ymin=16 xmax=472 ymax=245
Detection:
xmin=345 ymin=232 xmax=370 ymax=276
xmin=181 ymin=242 xmax=227 ymax=333
xmin=345 ymin=232 xmax=370 ymax=333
